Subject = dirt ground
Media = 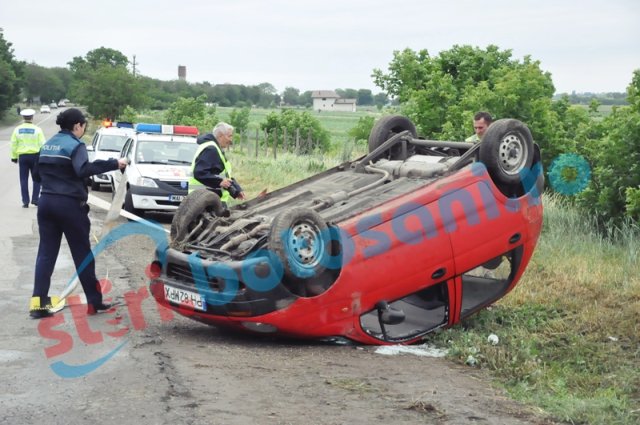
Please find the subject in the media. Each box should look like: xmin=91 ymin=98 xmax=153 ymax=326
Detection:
xmin=104 ymin=226 xmax=558 ymax=425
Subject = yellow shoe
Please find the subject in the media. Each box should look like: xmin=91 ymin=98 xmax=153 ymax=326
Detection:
xmin=29 ymin=296 xmax=54 ymax=319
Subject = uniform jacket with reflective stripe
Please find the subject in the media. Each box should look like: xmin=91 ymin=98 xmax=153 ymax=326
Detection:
xmin=11 ymin=122 xmax=46 ymax=158
xmin=35 ymin=130 xmax=119 ymax=202
xmin=188 ymin=139 xmax=236 ymax=201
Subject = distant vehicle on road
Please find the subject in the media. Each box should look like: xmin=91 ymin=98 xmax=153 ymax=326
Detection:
xmin=40 ymin=105 xmax=51 ymax=114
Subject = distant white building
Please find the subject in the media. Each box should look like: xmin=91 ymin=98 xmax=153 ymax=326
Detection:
xmin=311 ymin=90 xmax=357 ymax=112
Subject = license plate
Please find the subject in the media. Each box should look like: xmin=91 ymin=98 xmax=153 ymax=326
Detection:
xmin=164 ymin=285 xmax=206 ymax=311
xmin=169 ymin=195 xmax=186 ymax=202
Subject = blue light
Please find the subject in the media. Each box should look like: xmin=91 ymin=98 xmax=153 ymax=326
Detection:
xmin=136 ymin=123 xmax=162 ymax=133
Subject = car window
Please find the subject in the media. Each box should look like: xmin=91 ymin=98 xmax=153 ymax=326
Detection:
xmin=98 ymin=134 xmax=130 ymax=152
xmin=135 ymin=140 xmax=197 ymax=164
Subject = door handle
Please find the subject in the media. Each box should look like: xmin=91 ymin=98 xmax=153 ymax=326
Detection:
xmin=431 ymin=268 xmax=446 ymax=279
xmin=509 ymin=233 xmax=521 ymax=244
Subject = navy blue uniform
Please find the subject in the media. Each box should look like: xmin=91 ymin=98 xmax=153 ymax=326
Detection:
xmin=33 ymin=130 xmax=119 ymax=306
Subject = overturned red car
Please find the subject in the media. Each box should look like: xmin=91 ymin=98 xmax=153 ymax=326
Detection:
xmin=148 ymin=116 xmax=544 ymax=345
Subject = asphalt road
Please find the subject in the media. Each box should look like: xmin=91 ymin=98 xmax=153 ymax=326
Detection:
xmin=0 ymin=114 xmax=554 ymax=425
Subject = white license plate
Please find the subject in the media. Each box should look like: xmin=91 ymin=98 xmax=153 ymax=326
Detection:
xmin=164 ymin=285 xmax=206 ymax=311
xmin=169 ymin=195 xmax=186 ymax=202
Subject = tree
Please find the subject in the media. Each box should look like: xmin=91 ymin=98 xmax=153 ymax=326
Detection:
xmin=0 ymin=29 xmax=25 ymax=119
xmin=164 ymin=95 xmax=218 ymax=133
xmin=372 ymin=45 xmax=560 ymax=169
xmin=24 ymin=63 xmax=67 ymax=104
xmin=228 ymin=107 xmax=251 ymax=136
xmin=576 ymin=70 xmax=640 ymax=224
xmin=260 ymin=109 xmax=330 ymax=153
xmin=356 ymin=89 xmax=374 ymax=106
xmin=282 ymin=87 xmax=300 ymax=106
xmin=68 ymin=47 xmax=145 ymax=118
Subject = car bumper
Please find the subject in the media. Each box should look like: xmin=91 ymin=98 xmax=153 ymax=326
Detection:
xmin=130 ymin=183 xmax=188 ymax=211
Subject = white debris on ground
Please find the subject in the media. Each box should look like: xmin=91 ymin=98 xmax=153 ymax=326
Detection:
xmin=487 ymin=333 xmax=499 ymax=345
xmin=375 ymin=343 xmax=449 ymax=358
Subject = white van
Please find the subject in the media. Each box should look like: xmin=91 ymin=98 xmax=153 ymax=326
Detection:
xmin=112 ymin=123 xmax=199 ymax=216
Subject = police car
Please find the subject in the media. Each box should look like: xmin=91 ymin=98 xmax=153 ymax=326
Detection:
xmin=112 ymin=123 xmax=199 ymax=216
xmin=88 ymin=121 xmax=136 ymax=191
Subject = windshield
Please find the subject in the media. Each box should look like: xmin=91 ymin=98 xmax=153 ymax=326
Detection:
xmin=99 ymin=135 xmax=130 ymax=152
xmin=135 ymin=140 xmax=198 ymax=164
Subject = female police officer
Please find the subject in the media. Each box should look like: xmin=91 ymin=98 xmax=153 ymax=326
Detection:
xmin=29 ymin=108 xmax=128 ymax=318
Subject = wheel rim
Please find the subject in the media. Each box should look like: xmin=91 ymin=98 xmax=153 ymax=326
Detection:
xmin=286 ymin=220 xmax=325 ymax=272
xmin=498 ymin=133 xmax=529 ymax=175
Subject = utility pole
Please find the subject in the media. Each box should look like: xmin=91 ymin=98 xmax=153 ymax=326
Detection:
xmin=131 ymin=55 xmax=138 ymax=77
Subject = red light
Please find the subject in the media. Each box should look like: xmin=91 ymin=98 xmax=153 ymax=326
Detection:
xmin=173 ymin=125 xmax=199 ymax=136
xmin=102 ymin=119 xmax=113 ymax=128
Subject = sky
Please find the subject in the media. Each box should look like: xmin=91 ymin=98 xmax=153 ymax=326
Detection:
xmin=1 ymin=0 xmax=639 ymax=95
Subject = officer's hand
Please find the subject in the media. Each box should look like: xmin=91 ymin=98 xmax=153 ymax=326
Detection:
xmin=220 ymin=178 xmax=232 ymax=189
xmin=237 ymin=191 xmax=247 ymax=200
xmin=11 ymin=158 xmax=17 ymax=163
xmin=117 ymin=158 xmax=128 ymax=170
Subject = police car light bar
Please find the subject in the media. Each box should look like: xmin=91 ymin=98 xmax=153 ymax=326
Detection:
xmin=135 ymin=123 xmax=198 ymax=136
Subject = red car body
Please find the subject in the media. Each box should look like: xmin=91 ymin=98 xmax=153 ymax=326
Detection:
xmin=149 ymin=116 xmax=543 ymax=345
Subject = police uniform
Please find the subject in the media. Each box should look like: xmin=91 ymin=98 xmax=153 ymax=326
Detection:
xmin=188 ymin=137 xmax=242 ymax=204
xmin=30 ymin=128 xmax=120 ymax=318
xmin=10 ymin=109 xmax=46 ymax=207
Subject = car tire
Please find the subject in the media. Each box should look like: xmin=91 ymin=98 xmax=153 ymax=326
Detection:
xmin=170 ymin=189 xmax=226 ymax=246
xmin=479 ymin=119 xmax=534 ymax=189
xmin=268 ymin=208 xmax=330 ymax=296
xmin=123 ymin=189 xmax=144 ymax=219
xmin=368 ymin=115 xmax=417 ymax=159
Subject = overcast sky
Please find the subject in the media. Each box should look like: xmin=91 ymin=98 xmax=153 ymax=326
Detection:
xmin=2 ymin=0 xmax=638 ymax=95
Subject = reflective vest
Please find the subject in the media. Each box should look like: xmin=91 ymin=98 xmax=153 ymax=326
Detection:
xmin=188 ymin=141 xmax=233 ymax=202
xmin=11 ymin=122 xmax=46 ymax=159
xmin=465 ymin=133 xmax=481 ymax=143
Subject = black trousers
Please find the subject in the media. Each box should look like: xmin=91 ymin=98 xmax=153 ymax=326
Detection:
xmin=33 ymin=194 xmax=102 ymax=306
xmin=18 ymin=153 xmax=40 ymax=205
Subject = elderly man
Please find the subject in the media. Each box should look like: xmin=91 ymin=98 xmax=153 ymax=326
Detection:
xmin=465 ymin=111 xmax=493 ymax=143
xmin=11 ymin=108 xmax=46 ymax=207
xmin=188 ymin=122 xmax=246 ymax=204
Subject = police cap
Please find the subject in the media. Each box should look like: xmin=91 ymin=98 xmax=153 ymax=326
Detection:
xmin=20 ymin=108 xmax=36 ymax=117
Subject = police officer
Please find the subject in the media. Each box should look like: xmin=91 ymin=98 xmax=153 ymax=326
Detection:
xmin=188 ymin=122 xmax=246 ymax=203
xmin=10 ymin=108 xmax=46 ymax=207
xmin=29 ymin=108 xmax=128 ymax=318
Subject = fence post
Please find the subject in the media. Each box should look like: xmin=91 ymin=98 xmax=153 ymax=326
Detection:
xmin=283 ymin=128 xmax=288 ymax=152
xmin=295 ymin=128 xmax=300 ymax=155
xmin=255 ymin=128 xmax=259 ymax=158
xmin=273 ymin=127 xmax=277 ymax=159
xmin=264 ymin=129 xmax=269 ymax=156
xmin=307 ymin=129 xmax=312 ymax=153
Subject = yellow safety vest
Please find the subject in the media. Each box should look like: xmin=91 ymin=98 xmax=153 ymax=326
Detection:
xmin=465 ymin=134 xmax=481 ymax=143
xmin=188 ymin=141 xmax=233 ymax=202
xmin=11 ymin=123 xmax=46 ymax=159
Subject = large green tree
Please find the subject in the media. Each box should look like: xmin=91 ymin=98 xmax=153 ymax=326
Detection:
xmin=372 ymin=45 xmax=566 ymax=169
xmin=68 ymin=47 xmax=145 ymax=119
xmin=0 ymin=29 xmax=25 ymax=119
xmin=24 ymin=63 xmax=69 ymax=104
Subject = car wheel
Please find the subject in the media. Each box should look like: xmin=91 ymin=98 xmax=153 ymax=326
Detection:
xmin=368 ymin=115 xmax=417 ymax=160
xmin=123 ymin=189 xmax=144 ymax=219
xmin=170 ymin=189 xmax=227 ymax=246
xmin=479 ymin=119 xmax=534 ymax=189
xmin=268 ymin=208 xmax=330 ymax=296
xmin=90 ymin=179 xmax=101 ymax=192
